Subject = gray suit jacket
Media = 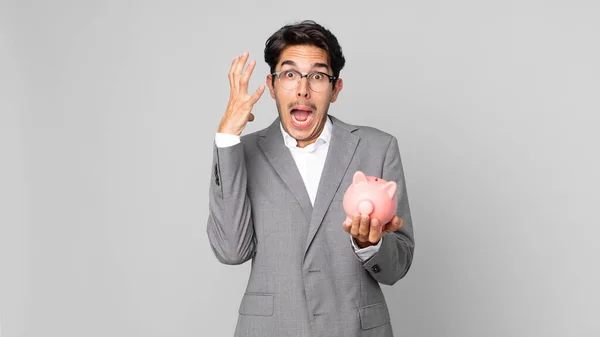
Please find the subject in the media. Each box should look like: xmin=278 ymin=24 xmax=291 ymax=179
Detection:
xmin=207 ymin=115 xmax=415 ymax=337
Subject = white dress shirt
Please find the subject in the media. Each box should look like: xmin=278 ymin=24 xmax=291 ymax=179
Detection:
xmin=214 ymin=116 xmax=381 ymax=261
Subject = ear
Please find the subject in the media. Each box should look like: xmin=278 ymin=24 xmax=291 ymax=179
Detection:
xmin=266 ymin=74 xmax=276 ymax=99
xmin=330 ymin=77 xmax=343 ymax=103
xmin=382 ymin=181 xmax=397 ymax=199
xmin=352 ymin=171 xmax=368 ymax=184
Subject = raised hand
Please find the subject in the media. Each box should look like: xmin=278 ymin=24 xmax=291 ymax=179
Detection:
xmin=218 ymin=51 xmax=266 ymax=136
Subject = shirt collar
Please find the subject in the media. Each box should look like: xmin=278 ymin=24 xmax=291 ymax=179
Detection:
xmin=280 ymin=115 xmax=332 ymax=152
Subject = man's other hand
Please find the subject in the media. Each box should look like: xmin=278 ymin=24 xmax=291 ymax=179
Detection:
xmin=343 ymin=214 xmax=404 ymax=248
xmin=218 ymin=51 xmax=265 ymax=136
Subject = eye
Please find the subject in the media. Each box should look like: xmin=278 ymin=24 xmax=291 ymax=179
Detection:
xmin=283 ymin=70 xmax=296 ymax=78
xmin=312 ymin=73 xmax=324 ymax=81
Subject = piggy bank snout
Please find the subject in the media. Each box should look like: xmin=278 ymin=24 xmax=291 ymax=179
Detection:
xmin=357 ymin=200 xmax=374 ymax=215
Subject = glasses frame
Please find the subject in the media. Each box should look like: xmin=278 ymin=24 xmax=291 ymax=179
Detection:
xmin=271 ymin=69 xmax=337 ymax=92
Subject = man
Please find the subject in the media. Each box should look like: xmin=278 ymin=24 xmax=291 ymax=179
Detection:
xmin=207 ymin=20 xmax=415 ymax=337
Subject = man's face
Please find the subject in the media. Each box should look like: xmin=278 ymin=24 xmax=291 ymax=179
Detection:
xmin=266 ymin=44 xmax=343 ymax=148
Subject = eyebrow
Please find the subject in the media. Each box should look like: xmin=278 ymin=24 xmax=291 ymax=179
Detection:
xmin=280 ymin=60 xmax=330 ymax=71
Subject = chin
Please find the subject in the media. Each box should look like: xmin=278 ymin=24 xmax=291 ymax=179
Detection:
xmin=292 ymin=130 xmax=313 ymax=140
xmin=285 ymin=127 xmax=306 ymax=138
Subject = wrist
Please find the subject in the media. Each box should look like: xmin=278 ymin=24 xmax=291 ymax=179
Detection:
xmin=355 ymin=238 xmax=379 ymax=249
xmin=217 ymin=127 xmax=240 ymax=136
xmin=217 ymin=120 xmax=242 ymax=135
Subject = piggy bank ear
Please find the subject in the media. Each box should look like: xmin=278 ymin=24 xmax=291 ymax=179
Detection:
xmin=382 ymin=181 xmax=397 ymax=198
xmin=352 ymin=171 xmax=368 ymax=184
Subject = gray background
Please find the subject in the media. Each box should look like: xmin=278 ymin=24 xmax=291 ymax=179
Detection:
xmin=1 ymin=0 xmax=599 ymax=336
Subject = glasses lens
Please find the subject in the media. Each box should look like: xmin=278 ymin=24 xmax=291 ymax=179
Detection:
xmin=279 ymin=70 xmax=300 ymax=90
xmin=308 ymin=72 xmax=330 ymax=92
xmin=277 ymin=70 xmax=332 ymax=92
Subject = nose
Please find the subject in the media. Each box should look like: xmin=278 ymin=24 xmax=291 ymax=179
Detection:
xmin=296 ymin=77 xmax=310 ymax=98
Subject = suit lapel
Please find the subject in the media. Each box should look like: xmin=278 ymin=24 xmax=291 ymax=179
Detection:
xmin=258 ymin=117 xmax=313 ymax=222
xmin=304 ymin=115 xmax=359 ymax=256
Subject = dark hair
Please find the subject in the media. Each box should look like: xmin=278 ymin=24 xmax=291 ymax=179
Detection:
xmin=264 ymin=20 xmax=346 ymax=87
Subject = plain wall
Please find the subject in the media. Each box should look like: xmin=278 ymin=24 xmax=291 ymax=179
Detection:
xmin=1 ymin=0 xmax=599 ymax=336
xmin=1 ymin=2 xmax=29 ymax=336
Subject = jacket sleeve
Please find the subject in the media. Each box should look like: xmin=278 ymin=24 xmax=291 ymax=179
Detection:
xmin=206 ymin=141 xmax=256 ymax=265
xmin=361 ymin=135 xmax=415 ymax=285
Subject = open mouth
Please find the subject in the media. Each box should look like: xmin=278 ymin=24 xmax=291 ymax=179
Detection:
xmin=290 ymin=108 xmax=314 ymax=129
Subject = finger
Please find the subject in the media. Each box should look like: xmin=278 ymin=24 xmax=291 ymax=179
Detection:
xmin=240 ymin=59 xmax=256 ymax=93
xmin=233 ymin=51 xmax=249 ymax=80
xmin=382 ymin=216 xmax=393 ymax=231
xmin=383 ymin=216 xmax=403 ymax=235
xmin=350 ymin=214 xmax=360 ymax=237
xmin=368 ymin=218 xmax=381 ymax=243
xmin=381 ymin=220 xmax=392 ymax=235
xmin=389 ymin=217 xmax=404 ymax=233
xmin=358 ymin=214 xmax=370 ymax=242
xmin=229 ymin=55 xmax=240 ymax=91
xmin=343 ymin=219 xmax=352 ymax=233
xmin=248 ymin=84 xmax=265 ymax=105
xmin=389 ymin=216 xmax=402 ymax=230
xmin=397 ymin=217 xmax=404 ymax=229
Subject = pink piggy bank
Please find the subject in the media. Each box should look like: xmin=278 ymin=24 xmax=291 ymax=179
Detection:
xmin=342 ymin=171 xmax=397 ymax=227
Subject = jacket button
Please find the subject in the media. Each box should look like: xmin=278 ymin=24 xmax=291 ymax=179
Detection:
xmin=371 ymin=264 xmax=381 ymax=273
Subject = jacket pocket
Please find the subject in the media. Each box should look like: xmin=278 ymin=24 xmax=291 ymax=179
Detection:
xmin=358 ymin=302 xmax=390 ymax=330
xmin=238 ymin=293 xmax=274 ymax=316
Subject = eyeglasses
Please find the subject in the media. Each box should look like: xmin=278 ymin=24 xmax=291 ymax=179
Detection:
xmin=272 ymin=69 xmax=337 ymax=92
